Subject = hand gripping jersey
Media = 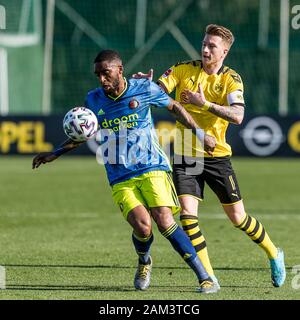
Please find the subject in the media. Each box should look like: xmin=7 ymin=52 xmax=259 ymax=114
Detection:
xmin=158 ymin=60 xmax=245 ymax=157
xmin=85 ymin=78 xmax=172 ymax=185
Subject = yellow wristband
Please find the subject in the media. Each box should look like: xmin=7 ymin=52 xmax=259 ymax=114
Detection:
xmin=202 ymin=101 xmax=211 ymax=111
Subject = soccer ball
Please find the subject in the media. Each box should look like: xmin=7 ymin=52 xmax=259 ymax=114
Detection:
xmin=63 ymin=107 xmax=98 ymax=142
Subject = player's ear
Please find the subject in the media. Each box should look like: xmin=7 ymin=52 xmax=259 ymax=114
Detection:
xmin=223 ymin=48 xmax=229 ymax=58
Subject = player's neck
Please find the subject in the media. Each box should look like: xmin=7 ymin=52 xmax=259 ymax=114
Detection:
xmin=202 ymin=61 xmax=223 ymax=75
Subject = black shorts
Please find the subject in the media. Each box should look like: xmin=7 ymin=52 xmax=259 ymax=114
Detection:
xmin=172 ymin=155 xmax=242 ymax=205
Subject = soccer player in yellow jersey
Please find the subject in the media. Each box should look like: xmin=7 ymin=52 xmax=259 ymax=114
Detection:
xmin=133 ymin=24 xmax=286 ymax=288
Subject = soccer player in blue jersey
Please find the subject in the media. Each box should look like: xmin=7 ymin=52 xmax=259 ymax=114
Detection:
xmin=32 ymin=50 xmax=219 ymax=293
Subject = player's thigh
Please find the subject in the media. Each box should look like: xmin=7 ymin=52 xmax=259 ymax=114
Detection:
xmin=140 ymin=170 xmax=181 ymax=215
xmin=204 ymin=157 xmax=242 ymax=205
xmin=172 ymin=156 xmax=204 ymax=201
xmin=112 ymin=180 xmax=148 ymax=220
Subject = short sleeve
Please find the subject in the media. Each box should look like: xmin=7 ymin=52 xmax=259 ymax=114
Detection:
xmin=227 ymin=72 xmax=244 ymax=94
xmin=157 ymin=65 xmax=181 ymax=94
xmin=149 ymin=81 xmax=171 ymax=108
xmin=226 ymin=72 xmax=245 ymax=106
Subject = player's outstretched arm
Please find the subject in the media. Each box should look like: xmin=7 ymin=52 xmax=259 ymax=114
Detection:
xmin=32 ymin=152 xmax=58 ymax=169
xmin=167 ymin=97 xmax=216 ymax=156
xmin=32 ymin=138 xmax=84 ymax=169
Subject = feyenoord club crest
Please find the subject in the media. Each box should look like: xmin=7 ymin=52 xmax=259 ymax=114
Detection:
xmin=129 ymin=98 xmax=139 ymax=109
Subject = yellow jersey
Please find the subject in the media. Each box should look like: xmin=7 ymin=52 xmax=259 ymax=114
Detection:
xmin=158 ymin=60 xmax=245 ymax=157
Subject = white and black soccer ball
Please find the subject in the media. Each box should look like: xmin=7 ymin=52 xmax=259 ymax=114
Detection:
xmin=63 ymin=107 xmax=98 ymax=142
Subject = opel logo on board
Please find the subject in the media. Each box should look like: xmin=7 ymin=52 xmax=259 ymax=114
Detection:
xmin=240 ymin=117 xmax=284 ymax=156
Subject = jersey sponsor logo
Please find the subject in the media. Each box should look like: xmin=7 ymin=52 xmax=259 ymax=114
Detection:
xmin=129 ymin=98 xmax=139 ymax=109
xmin=162 ymin=68 xmax=173 ymax=78
xmin=100 ymin=113 xmax=139 ymax=133
xmin=98 ymin=108 xmax=105 ymax=115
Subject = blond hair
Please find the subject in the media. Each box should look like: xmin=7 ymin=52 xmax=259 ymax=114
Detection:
xmin=205 ymin=24 xmax=235 ymax=48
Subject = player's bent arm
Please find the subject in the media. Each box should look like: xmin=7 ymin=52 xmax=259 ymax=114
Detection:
xmin=205 ymin=103 xmax=244 ymax=125
xmin=167 ymin=98 xmax=216 ymax=155
xmin=32 ymin=138 xmax=84 ymax=169
xmin=181 ymin=84 xmax=244 ymax=125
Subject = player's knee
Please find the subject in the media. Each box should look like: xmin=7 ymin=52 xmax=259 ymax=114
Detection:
xmin=223 ymin=202 xmax=246 ymax=225
xmin=134 ymin=220 xmax=152 ymax=238
xmin=228 ymin=211 xmax=245 ymax=225
xmin=180 ymin=208 xmax=190 ymax=215
xmin=151 ymin=207 xmax=174 ymax=231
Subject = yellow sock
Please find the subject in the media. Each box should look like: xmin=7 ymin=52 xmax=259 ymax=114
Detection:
xmin=235 ymin=213 xmax=278 ymax=259
xmin=180 ymin=214 xmax=214 ymax=276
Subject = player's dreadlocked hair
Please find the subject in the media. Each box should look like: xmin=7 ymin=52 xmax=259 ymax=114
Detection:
xmin=205 ymin=24 xmax=235 ymax=48
xmin=94 ymin=50 xmax=122 ymax=64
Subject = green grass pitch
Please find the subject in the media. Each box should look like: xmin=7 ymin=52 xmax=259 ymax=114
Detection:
xmin=0 ymin=156 xmax=299 ymax=300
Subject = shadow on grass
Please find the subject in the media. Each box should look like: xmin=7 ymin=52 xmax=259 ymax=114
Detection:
xmin=5 ymin=283 xmax=273 ymax=292
xmin=6 ymin=284 xmax=211 ymax=293
xmin=1 ymin=264 xmax=293 ymax=272
xmin=6 ymin=284 xmax=134 ymax=292
xmin=3 ymin=264 xmax=133 ymax=269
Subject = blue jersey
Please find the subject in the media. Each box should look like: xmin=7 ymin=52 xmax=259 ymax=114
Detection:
xmin=85 ymin=78 xmax=172 ymax=186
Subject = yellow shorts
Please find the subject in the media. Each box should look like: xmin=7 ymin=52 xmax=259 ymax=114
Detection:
xmin=112 ymin=170 xmax=181 ymax=220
